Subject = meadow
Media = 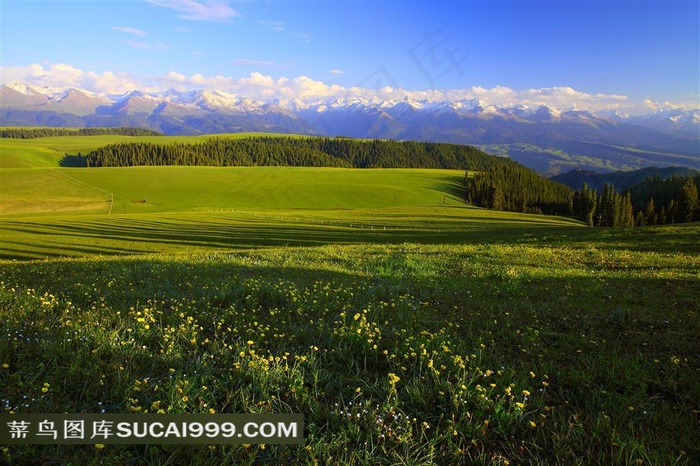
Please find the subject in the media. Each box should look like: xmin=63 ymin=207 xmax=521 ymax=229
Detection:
xmin=1 ymin=134 xmax=699 ymax=465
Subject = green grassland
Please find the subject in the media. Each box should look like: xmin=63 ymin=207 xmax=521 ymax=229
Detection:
xmin=0 ymin=132 xmax=302 ymax=169
xmin=1 ymin=165 xmax=468 ymax=215
xmin=1 ymin=134 xmax=699 ymax=465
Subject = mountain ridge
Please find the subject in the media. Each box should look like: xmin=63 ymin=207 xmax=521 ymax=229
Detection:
xmin=2 ymin=80 xmax=698 ymax=174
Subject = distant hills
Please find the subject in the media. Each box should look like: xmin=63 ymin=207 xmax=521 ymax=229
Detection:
xmin=2 ymin=80 xmax=698 ymax=175
xmin=552 ymin=166 xmax=700 ymax=193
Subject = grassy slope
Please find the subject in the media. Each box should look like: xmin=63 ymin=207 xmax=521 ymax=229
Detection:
xmin=1 ymin=166 xmax=467 ymax=215
xmin=2 ymin=134 xmax=698 ymax=465
xmin=1 ymin=133 xmax=581 ymax=260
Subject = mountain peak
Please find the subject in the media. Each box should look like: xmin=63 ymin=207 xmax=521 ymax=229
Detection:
xmin=3 ymin=80 xmax=44 ymax=96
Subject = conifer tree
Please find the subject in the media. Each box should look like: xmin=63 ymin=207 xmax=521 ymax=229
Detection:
xmin=621 ymin=192 xmax=634 ymax=227
xmin=644 ymin=198 xmax=657 ymax=226
xmin=677 ymin=177 xmax=699 ymax=222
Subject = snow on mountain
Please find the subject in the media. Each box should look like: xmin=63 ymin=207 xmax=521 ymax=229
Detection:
xmin=2 ymin=80 xmax=698 ymax=174
xmin=2 ymin=79 xmax=698 ymax=139
xmin=1 ymin=81 xmax=51 ymax=107
xmin=4 ymin=80 xmax=47 ymax=96
xmin=43 ymin=88 xmax=112 ymax=115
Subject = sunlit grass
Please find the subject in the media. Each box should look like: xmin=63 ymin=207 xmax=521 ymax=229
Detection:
xmin=1 ymin=232 xmax=699 ymax=464
xmin=2 ymin=134 xmax=699 ymax=464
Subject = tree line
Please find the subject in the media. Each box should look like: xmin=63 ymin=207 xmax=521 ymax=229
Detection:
xmin=84 ymin=137 xmax=502 ymax=170
xmin=0 ymin=127 xmax=163 ymax=139
xmin=572 ymin=176 xmax=699 ymax=226
xmin=465 ymin=163 xmax=699 ymax=227
xmin=465 ymin=161 xmax=574 ymax=215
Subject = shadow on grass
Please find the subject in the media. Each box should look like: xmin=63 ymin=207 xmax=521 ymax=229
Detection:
xmin=0 ymin=215 xmax=581 ymax=260
xmin=430 ymin=177 xmax=468 ymax=202
xmin=58 ymin=154 xmax=88 ymax=167
xmin=1 ymin=215 xmax=698 ymax=261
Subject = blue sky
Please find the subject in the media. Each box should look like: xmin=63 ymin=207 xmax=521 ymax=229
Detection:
xmin=2 ymin=0 xmax=699 ymax=112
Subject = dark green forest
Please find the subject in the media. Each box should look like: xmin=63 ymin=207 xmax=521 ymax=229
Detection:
xmin=465 ymin=162 xmax=574 ymax=215
xmin=84 ymin=137 xmax=504 ymax=170
xmin=1 ymin=127 xmax=163 ymax=139
xmin=465 ymin=163 xmax=699 ymax=226
xmin=572 ymin=176 xmax=700 ymax=226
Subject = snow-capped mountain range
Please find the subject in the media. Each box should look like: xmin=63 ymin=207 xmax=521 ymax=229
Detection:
xmin=2 ymin=80 xmax=698 ymax=174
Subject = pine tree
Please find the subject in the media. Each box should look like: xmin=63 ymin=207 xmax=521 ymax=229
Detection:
xmin=677 ymin=177 xmax=699 ymax=223
xmin=644 ymin=198 xmax=657 ymax=226
xmin=667 ymin=199 xmax=677 ymax=224
xmin=621 ymin=192 xmax=634 ymax=227
xmin=658 ymin=206 xmax=667 ymax=225
xmin=578 ymin=183 xmax=597 ymax=226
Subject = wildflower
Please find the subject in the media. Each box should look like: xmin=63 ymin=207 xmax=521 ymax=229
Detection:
xmin=529 ymin=421 xmax=537 ymax=428
xmin=1 ymin=364 xmax=8 ymax=369
xmin=522 ymin=390 xmax=531 ymax=396
xmin=94 ymin=444 xmax=105 ymax=450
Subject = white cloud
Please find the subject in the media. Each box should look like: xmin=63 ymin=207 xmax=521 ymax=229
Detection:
xmin=1 ymin=63 xmax=146 ymax=94
xmin=329 ymin=69 xmax=344 ymax=75
xmin=112 ymin=26 xmax=148 ymax=37
xmin=259 ymin=20 xmax=286 ymax=32
xmin=145 ymin=0 xmax=239 ymax=22
xmin=294 ymin=32 xmax=312 ymax=43
xmin=637 ymin=98 xmax=698 ymax=114
xmin=124 ymin=39 xmax=151 ymax=49
xmin=3 ymin=62 xmax=696 ymax=114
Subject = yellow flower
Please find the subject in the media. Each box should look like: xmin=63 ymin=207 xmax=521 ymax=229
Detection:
xmin=522 ymin=390 xmax=531 ymax=396
xmin=1 ymin=363 xmax=9 ymax=369
xmin=529 ymin=421 xmax=537 ymax=428
xmin=94 ymin=444 xmax=106 ymax=450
